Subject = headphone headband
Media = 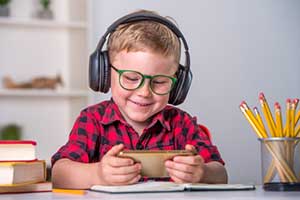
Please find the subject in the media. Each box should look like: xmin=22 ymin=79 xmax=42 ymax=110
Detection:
xmin=96 ymin=12 xmax=190 ymax=69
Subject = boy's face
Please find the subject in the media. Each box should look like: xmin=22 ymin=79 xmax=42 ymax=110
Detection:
xmin=111 ymin=50 xmax=177 ymax=127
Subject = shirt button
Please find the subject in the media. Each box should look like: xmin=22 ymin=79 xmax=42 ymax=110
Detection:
xmin=136 ymin=143 xmax=143 ymax=150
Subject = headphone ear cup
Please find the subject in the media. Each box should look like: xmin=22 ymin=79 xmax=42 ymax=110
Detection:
xmin=88 ymin=50 xmax=111 ymax=93
xmin=168 ymin=65 xmax=193 ymax=105
xmin=100 ymin=51 xmax=111 ymax=93
xmin=89 ymin=49 xmax=100 ymax=91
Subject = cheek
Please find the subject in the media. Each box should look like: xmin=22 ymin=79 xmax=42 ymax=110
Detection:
xmin=111 ymin=74 xmax=122 ymax=94
xmin=110 ymin=76 xmax=118 ymax=93
xmin=111 ymin=78 xmax=130 ymax=100
xmin=154 ymin=94 xmax=170 ymax=106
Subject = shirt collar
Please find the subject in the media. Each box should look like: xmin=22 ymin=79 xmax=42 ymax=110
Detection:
xmin=99 ymin=98 xmax=127 ymax=125
xmin=147 ymin=107 xmax=171 ymax=131
xmin=100 ymin=98 xmax=171 ymax=131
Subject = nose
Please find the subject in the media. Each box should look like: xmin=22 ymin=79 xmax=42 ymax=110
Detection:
xmin=136 ymin=79 xmax=152 ymax=97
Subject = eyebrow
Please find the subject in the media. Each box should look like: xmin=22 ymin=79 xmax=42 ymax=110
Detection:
xmin=111 ymin=65 xmax=176 ymax=77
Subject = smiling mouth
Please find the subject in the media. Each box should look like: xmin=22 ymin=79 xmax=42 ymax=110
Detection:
xmin=129 ymin=100 xmax=153 ymax=107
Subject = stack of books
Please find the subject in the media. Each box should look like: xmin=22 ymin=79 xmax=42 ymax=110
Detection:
xmin=0 ymin=140 xmax=52 ymax=194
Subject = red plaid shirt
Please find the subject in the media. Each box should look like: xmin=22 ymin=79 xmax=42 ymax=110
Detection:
xmin=52 ymin=99 xmax=224 ymax=168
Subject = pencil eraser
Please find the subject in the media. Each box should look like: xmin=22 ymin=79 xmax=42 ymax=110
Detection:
xmin=259 ymin=92 xmax=265 ymax=98
xmin=274 ymin=102 xmax=280 ymax=109
xmin=259 ymin=93 xmax=265 ymax=100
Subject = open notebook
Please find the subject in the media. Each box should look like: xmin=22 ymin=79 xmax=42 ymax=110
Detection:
xmin=90 ymin=181 xmax=255 ymax=193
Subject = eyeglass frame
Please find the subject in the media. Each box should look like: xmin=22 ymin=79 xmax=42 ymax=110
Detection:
xmin=111 ymin=65 xmax=177 ymax=95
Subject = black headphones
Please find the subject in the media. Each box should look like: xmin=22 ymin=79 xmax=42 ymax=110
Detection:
xmin=89 ymin=12 xmax=193 ymax=105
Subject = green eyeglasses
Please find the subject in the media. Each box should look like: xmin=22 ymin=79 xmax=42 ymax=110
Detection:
xmin=111 ymin=65 xmax=177 ymax=95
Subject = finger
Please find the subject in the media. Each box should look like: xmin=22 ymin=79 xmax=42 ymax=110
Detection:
xmin=169 ymin=174 xmax=185 ymax=184
xmin=165 ymin=160 xmax=195 ymax=173
xmin=109 ymin=163 xmax=141 ymax=175
xmin=173 ymin=155 xmax=203 ymax=166
xmin=126 ymin=174 xmax=141 ymax=185
xmin=185 ymin=144 xmax=196 ymax=151
xmin=116 ymin=174 xmax=141 ymax=186
xmin=107 ymin=156 xmax=134 ymax=167
xmin=106 ymin=144 xmax=124 ymax=156
xmin=110 ymin=173 xmax=141 ymax=185
xmin=167 ymin=167 xmax=192 ymax=183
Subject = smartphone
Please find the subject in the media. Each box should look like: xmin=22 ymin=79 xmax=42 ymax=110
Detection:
xmin=117 ymin=150 xmax=196 ymax=178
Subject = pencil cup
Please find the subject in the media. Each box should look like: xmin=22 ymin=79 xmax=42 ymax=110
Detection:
xmin=259 ymin=138 xmax=300 ymax=191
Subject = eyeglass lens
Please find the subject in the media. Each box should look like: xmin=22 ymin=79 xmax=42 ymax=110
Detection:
xmin=120 ymin=71 xmax=174 ymax=95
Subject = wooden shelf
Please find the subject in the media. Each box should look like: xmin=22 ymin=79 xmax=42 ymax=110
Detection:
xmin=0 ymin=0 xmax=90 ymax=163
xmin=0 ymin=16 xmax=87 ymax=29
xmin=0 ymin=88 xmax=89 ymax=98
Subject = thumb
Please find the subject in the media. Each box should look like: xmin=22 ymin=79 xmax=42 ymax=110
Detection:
xmin=185 ymin=144 xmax=196 ymax=153
xmin=106 ymin=144 xmax=124 ymax=156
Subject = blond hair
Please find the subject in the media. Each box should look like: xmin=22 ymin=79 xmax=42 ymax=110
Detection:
xmin=107 ymin=10 xmax=180 ymax=65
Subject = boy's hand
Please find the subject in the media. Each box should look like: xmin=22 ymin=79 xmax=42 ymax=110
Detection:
xmin=98 ymin=144 xmax=141 ymax=186
xmin=165 ymin=144 xmax=206 ymax=183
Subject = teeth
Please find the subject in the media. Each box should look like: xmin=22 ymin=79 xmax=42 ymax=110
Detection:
xmin=131 ymin=101 xmax=151 ymax=106
xmin=137 ymin=102 xmax=149 ymax=106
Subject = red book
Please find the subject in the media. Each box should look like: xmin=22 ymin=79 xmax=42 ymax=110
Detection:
xmin=0 ymin=140 xmax=37 ymax=162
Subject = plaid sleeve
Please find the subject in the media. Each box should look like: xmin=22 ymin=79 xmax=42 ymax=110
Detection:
xmin=174 ymin=113 xmax=225 ymax=165
xmin=51 ymin=109 xmax=99 ymax=167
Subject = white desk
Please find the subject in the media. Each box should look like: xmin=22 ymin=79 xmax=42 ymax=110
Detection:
xmin=0 ymin=187 xmax=299 ymax=200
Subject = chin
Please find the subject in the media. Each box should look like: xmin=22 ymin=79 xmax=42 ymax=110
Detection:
xmin=128 ymin=114 xmax=151 ymax=123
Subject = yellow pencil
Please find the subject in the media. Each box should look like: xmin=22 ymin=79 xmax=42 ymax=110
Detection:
xmin=274 ymin=102 xmax=283 ymax=137
xmin=284 ymin=99 xmax=291 ymax=137
xmin=296 ymin=125 xmax=300 ymax=137
xmin=52 ymin=188 xmax=85 ymax=195
xmin=241 ymin=101 xmax=266 ymax=137
xmin=253 ymin=107 xmax=268 ymax=138
xmin=259 ymin=93 xmax=276 ymax=137
xmin=294 ymin=98 xmax=299 ymax=108
xmin=296 ymin=110 xmax=300 ymax=126
xmin=293 ymin=99 xmax=299 ymax=130
xmin=240 ymin=104 xmax=264 ymax=138
xmin=291 ymin=101 xmax=296 ymax=137
xmin=293 ymin=99 xmax=300 ymax=137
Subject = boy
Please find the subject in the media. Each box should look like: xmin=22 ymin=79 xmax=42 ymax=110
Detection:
xmin=51 ymin=10 xmax=227 ymax=189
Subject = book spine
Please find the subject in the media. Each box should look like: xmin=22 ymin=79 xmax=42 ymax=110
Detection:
xmin=0 ymin=140 xmax=37 ymax=145
xmin=0 ymin=159 xmax=38 ymax=163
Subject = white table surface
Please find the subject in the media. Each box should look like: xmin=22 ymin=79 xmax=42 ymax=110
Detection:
xmin=0 ymin=186 xmax=299 ymax=200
